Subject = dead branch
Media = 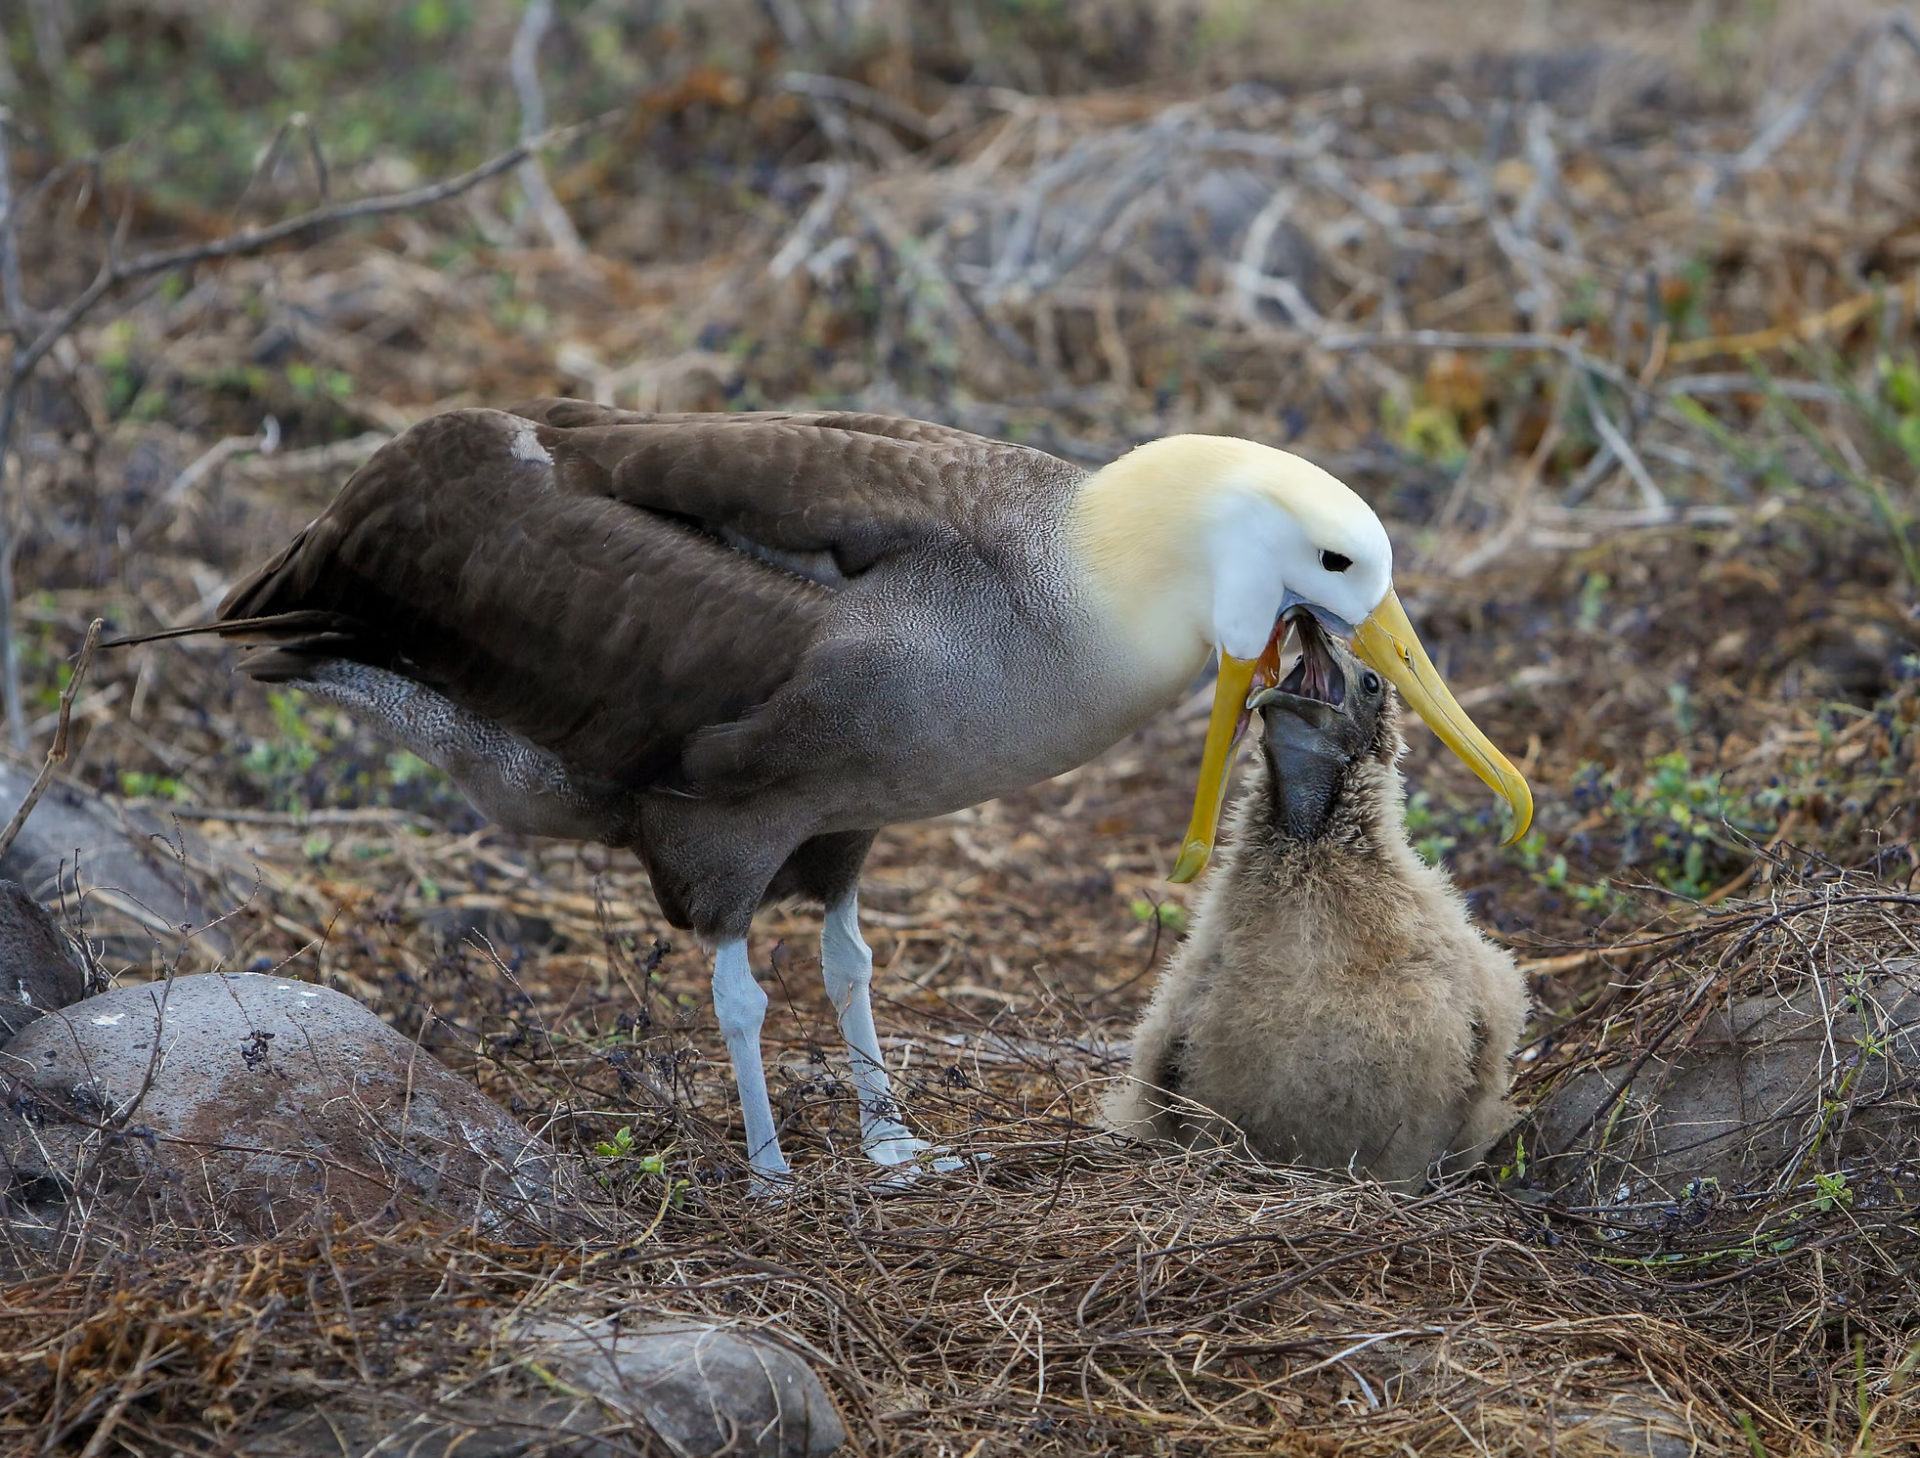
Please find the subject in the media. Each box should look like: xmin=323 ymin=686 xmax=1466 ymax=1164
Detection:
xmin=0 ymin=617 xmax=100 ymax=862
xmin=782 ymin=72 xmax=940 ymax=141
xmin=1693 ymin=16 xmax=1891 ymax=206
xmin=0 ymin=106 xmax=24 ymax=751
xmin=0 ymin=109 xmax=24 ymax=332
xmin=509 ymin=0 xmax=583 ymax=259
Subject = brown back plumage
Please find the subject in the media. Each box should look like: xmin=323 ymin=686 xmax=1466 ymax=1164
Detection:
xmin=213 ymin=401 xmax=1077 ymax=793
xmin=1108 ymin=651 xmax=1530 ymax=1190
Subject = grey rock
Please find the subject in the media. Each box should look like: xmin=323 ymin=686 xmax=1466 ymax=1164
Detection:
xmin=1513 ymin=969 xmax=1920 ymax=1203
xmin=0 ymin=762 xmax=238 ymax=967
xmin=0 ymin=881 xmax=87 ymax=1043
xmin=518 ymin=1317 xmax=846 ymax=1458
xmin=1532 ymin=1390 xmax=1715 ymax=1457
xmin=235 ymin=1318 xmax=846 ymax=1458
xmin=0 ymin=973 xmax=589 ymax=1253
xmin=237 ymin=1395 xmax=636 ymax=1456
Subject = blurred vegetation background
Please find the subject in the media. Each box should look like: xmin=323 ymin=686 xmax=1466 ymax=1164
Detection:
xmin=4 ymin=6 xmax=1920 ymax=1454
xmin=3 ymin=0 xmax=1917 ymax=928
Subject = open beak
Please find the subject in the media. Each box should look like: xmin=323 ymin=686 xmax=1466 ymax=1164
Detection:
xmin=1170 ymin=633 xmax=1284 ymax=883
xmin=1170 ymin=588 xmax=1533 ymax=882
xmin=1351 ymin=587 xmax=1533 ymax=845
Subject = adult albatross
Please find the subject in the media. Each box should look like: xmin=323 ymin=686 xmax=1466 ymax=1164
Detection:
xmin=115 ymin=399 xmax=1531 ymax=1180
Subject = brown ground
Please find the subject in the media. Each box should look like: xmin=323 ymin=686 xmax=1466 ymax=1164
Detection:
xmin=4 ymin=2 xmax=1920 ymax=1453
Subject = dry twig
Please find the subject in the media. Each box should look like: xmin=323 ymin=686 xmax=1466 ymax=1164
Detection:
xmin=0 ymin=617 xmax=100 ymax=862
xmin=0 ymin=114 xmax=610 ymax=750
xmin=508 ymin=0 xmax=583 ymax=259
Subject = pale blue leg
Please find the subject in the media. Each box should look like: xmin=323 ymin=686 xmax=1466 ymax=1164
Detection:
xmin=711 ymin=939 xmax=790 ymax=1183
xmin=822 ymin=894 xmax=940 ymax=1166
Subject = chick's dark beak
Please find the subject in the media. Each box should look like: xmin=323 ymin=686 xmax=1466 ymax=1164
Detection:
xmin=1249 ymin=615 xmax=1369 ymax=842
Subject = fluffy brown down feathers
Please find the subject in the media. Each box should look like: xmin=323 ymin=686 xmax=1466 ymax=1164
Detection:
xmin=1108 ymin=638 xmax=1529 ymax=1190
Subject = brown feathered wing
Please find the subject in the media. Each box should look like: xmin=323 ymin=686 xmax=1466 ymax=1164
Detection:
xmin=215 ymin=400 xmax=1057 ymax=793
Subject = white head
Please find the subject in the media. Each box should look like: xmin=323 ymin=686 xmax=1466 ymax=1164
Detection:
xmin=1197 ymin=445 xmax=1394 ymax=659
xmin=1072 ymin=435 xmax=1531 ymax=881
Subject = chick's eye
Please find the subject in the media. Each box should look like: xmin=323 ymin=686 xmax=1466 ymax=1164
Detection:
xmin=1361 ymin=671 xmax=1382 ymax=695
xmin=1320 ymin=550 xmax=1352 ymax=573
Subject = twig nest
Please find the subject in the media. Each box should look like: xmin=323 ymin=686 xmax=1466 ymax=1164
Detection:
xmin=0 ymin=972 xmax=592 ymax=1260
xmin=0 ymin=882 xmax=87 ymax=1044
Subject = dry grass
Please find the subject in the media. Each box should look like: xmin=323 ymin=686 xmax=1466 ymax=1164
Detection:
xmin=5 ymin=3 xmax=1920 ymax=1453
xmin=2 ymin=868 xmax=1914 ymax=1455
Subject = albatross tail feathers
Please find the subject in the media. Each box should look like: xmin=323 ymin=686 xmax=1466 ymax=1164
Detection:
xmin=101 ymin=610 xmax=361 ymax=653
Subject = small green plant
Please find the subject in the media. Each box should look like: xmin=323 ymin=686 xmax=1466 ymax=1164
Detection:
xmin=1665 ymin=682 xmax=1697 ymax=736
xmin=1812 ymin=1170 xmax=1853 ymax=1213
xmin=593 ymin=1125 xmax=642 ymax=1162
xmin=1382 ymin=394 xmax=1469 ymax=470
xmin=284 ymin=362 xmax=354 ymax=401
xmin=118 ymin=770 xmax=189 ymax=802
xmin=1130 ymin=898 xmax=1187 ymax=933
xmin=1754 ymin=348 xmax=1920 ymax=593
xmin=232 ymin=689 xmax=466 ymax=816
xmin=592 ymin=1129 xmax=689 ymax=1208
xmin=1404 ymin=790 xmax=1458 ymax=868
xmin=1497 ymin=1132 xmax=1527 ymax=1181
xmin=1508 ymin=826 xmax=1619 ymax=911
xmin=1575 ymin=751 xmax=1767 ymax=899
xmin=240 ymin=690 xmax=322 ymax=809
xmin=386 ymin=750 xmax=435 ymax=786
xmin=1575 ymin=571 xmax=1610 ymax=633
xmin=1881 ymin=353 xmax=1920 ymax=456
xmin=97 ymin=320 xmax=142 ymax=417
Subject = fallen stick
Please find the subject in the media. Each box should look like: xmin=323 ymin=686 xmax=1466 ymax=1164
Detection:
xmin=1667 ymin=276 xmax=1920 ymax=365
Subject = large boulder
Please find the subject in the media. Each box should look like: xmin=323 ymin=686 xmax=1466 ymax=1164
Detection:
xmin=1515 ymin=967 xmax=1920 ymax=1204
xmin=0 ymin=881 xmax=88 ymax=1042
xmin=0 ymin=972 xmax=588 ymax=1255
xmin=0 ymin=762 xmax=239 ymax=968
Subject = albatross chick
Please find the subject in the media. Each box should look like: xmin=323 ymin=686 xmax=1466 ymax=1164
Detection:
xmin=1109 ymin=621 xmax=1529 ymax=1189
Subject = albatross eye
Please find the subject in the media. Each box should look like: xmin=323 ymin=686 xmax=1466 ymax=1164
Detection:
xmin=1361 ymin=670 xmax=1382 ymax=696
xmin=1320 ymin=550 xmax=1352 ymax=573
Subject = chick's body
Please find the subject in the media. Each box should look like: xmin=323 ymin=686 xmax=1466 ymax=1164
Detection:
xmin=1109 ymin=636 xmax=1528 ymax=1189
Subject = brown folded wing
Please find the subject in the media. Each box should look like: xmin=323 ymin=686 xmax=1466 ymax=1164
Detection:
xmin=217 ymin=401 xmax=1066 ymax=792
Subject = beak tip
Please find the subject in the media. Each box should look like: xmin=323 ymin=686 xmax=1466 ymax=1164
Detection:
xmin=1499 ymin=794 xmax=1535 ymax=846
xmin=1169 ymin=842 xmax=1210 ymax=884
xmin=1359 ymin=590 xmax=1538 ymax=851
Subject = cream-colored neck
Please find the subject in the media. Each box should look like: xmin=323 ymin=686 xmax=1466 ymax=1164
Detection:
xmin=1068 ymin=436 xmax=1308 ymax=688
xmin=1069 ymin=439 xmax=1215 ymax=687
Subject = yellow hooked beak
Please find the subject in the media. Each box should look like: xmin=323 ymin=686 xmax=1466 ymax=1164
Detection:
xmin=1351 ymin=588 xmax=1533 ymax=846
xmin=1169 ymin=588 xmax=1533 ymax=884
